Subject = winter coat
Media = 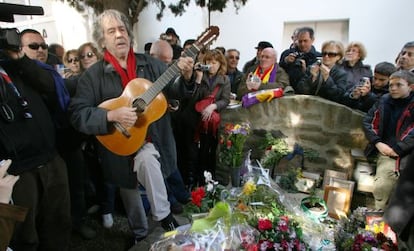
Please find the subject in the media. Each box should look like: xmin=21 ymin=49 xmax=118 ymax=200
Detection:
xmin=69 ymin=53 xmax=190 ymax=188
xmin=294 ymin=64 xmax=348 ymax=103
xmin=0 ymin=55 xmax=60 ymax=174
xmin=363 ymin=92 xmax=414 ymax=241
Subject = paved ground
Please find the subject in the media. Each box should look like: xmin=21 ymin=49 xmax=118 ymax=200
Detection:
xmin=69 ymin=211 xmax=189 ymax=251
xmin=69 ymin=191 xmax=373 ymax=251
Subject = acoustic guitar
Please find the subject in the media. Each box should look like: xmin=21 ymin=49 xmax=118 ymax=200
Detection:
xmin=96 ymin=26 xmax=220 ymax=156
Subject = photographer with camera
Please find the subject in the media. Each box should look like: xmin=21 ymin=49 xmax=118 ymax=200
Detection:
xmin=237 ymin=47 xmax=291 ymax=98
xmin=293 ymin=40 xmax=348 ymax=103
xmin=0 ymin=26 xmax=71 ymax=250
xmin=279 ymin=27 xmax=322 ymax=91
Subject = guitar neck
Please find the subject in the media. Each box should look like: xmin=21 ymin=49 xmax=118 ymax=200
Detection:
xmin=140 ymin=45 xmax=201 ymax=105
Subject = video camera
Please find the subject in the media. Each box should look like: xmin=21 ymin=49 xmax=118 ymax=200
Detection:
xmin=0 ymin=3 xmax=44 ymax=51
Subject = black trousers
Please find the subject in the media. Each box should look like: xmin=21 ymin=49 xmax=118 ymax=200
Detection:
xmin=10 ymin=155 xmax=71 ymax=251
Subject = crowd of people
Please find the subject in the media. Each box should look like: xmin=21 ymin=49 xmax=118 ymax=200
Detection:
xmin=1 ymin=9 xmax=414 ymax=250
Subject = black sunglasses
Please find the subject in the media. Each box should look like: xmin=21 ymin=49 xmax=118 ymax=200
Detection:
xmin=322 ymin=51 xmax=339 ymax=58
xmin=80 ymin=52 xmax=95 ymax=59
xmin=27 ymin=43 xmax=48 ymax=50
xmin=68 ymin=57 xmax=79 ymax=63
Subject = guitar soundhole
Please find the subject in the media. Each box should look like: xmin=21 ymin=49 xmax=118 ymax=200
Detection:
xmin=132 ymin=98 xmax=146 ymax=113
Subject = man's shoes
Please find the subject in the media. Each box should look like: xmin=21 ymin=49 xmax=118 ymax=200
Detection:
xmin=170 ymin=203 xmax=183 ymax=214
xmin=160 ymin=213 xmax=179 ymax=231
xmin=102 ymin=213 xmax=114 ymax=228
xmin=74 ymin=223 xmax=97 ymax=240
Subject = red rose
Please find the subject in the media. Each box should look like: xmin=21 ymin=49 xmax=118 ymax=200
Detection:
xmin=191 ymin=187 xmax=205 ymax=207
xmin=226 ymin=140 xmax=232 ymax=149
xmin=258 ymin=218 xmax=273 ymax=231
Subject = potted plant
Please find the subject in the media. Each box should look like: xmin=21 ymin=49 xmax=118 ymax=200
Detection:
xmin=300 ymin=184 xmax=328 ymax=222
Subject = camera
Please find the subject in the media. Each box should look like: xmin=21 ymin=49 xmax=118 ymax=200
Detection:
xmin=1 ymin=3 xmax=44 ymax=52
xmin=0 ymin=28 xmax=21 ymax=51
xmin=358 ymin=77 xmax=370 ymax=87
xmin=293 ymin=51 xmax=305 ymax=67
xmin=194 ymin=64 xmax=211 ymax=71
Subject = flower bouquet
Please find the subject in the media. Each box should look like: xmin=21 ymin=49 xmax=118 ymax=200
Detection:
xmin=234 ymin=176 xmax=309 ymax=251
xmin=218 ymin=122 xmax=251 ymax=169
xmin=218 ymin=122 xmax=251 ymax=186
xmin=335 ymin=207 xmax=398 ymax=251
xmin=184 ymin=171 xmax=226 ymax=218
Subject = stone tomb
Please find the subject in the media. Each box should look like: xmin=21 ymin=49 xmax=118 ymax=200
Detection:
xmin=218 ymin=95 xmax=369 ymax=181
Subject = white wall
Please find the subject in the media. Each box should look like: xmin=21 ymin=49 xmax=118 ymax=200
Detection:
xmin=2 ymin=0 xmax=414 ymax=68
xmin=137 ymin=0 xmax=414 ymax=67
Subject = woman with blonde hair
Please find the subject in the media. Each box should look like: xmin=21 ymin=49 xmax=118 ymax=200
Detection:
xmin=342 ymin=41 xmax=373 ymax=89
xmin=295 ymin=40 xmax=348 ymax=103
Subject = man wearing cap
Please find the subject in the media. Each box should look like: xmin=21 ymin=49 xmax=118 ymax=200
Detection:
xmin=164 ymin=27 xmax=183 ymax=60
xmin=242 ymin=41 xmax=273 ymax=73
xmin=279 ymin=27 xmax=322 ymax=87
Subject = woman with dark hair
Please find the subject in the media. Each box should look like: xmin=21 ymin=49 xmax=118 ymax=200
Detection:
xmin=62 ymin=49 xmax=81 ymax=78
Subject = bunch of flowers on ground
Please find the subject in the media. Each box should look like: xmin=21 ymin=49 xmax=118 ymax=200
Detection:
xmin=218 ymin=122 xmax=251 ymax=168
xmin=184 ymin=171 xmax=226 ymax=215
xmin=234 ymin=174 xmax=308 ymax=251
xmin=335 ymin=207 xmax=398 ymax=251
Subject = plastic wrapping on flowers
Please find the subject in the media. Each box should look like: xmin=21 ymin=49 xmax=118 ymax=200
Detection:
xmin=150 ymin=163 xmax=336 ymax=250
xmin=150 ymin=202 xmax=260 ymax=251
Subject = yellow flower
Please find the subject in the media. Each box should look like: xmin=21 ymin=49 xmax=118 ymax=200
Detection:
xmin=242 ymin=180 xmax=257 ymax=196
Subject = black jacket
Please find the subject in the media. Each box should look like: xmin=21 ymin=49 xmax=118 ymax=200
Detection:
xmin=0 ymin=55 xmax=59 ymax=174
xmin=293 ymin=64 xmax=348 ymax=103
xmin=279 ymin=45 xmax=322 ymax=85
xmin=69 ymin=53 xmax=190 ymax=188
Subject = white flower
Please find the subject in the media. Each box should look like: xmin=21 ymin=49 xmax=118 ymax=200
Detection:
xmin=204 ymin=171 xmax=213 ymax=182
xmin=206 ymin=183 xmax=214 ymax=192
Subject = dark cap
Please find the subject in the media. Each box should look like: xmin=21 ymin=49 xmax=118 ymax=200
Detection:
xmin=165 ymin=27 xmax=179 ymax=38
xmin=255 ymin=41 xmax=273 ymax=50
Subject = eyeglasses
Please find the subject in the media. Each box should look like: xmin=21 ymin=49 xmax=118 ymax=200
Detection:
xmin=228 ymin=56 xmax=240 ymax=60
xmin=27 ymin=43 xmax=48 ymax=50
xmin=322 ymin=51 xmax=339 ymax=58
xmin=80 ymin=52 xmax=95 ymax=59
xmin=68 ymin=57 xmax=79 ymax=63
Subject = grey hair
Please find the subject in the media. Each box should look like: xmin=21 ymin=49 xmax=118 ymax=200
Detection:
xmin=402 ymin=41 xmax=414 ymax=50
xmin=92 ymin=9 xmax=134 ymax=50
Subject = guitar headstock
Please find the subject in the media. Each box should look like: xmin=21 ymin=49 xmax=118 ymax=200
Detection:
xmin=182 ymin=26 xmax=220 ymax=58
xmin=194 ymin=26 xmax=220 ymax=49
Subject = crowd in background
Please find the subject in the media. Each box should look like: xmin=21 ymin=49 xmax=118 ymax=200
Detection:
xmin=1 ymin=11 xmax=414 ymax=251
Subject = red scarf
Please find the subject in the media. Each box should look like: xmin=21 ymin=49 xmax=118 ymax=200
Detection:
xmin=103 ymin=48 xmax=137 ymax=88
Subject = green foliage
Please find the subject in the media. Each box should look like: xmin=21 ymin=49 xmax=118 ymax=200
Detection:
xmin=278 ymin=167 xmax=300 ymax=193
xmin=59 ymin=0 xmax=248 ymax=24
xmin=260 ymin=132 xmax=289 ymax=169
xmin=169 ymin=0 xmax=248 ymax=16
xmin=218 ymin=122 xmax=250 ymax=168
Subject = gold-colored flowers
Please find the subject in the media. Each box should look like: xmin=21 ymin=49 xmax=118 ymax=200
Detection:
xmin=242 ymin=180 xmax=257 ymax=196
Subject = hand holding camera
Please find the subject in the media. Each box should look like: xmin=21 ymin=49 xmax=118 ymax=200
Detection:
xmin=246 ymin=72 xmax=261 ymax=91
xmin=350 ymin=77 xmax=371 ymax=99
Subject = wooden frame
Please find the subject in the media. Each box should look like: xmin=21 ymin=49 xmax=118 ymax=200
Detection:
xmin=322 ymin=169 xmax=348 ymax=189
xmin=323 ymin=185 xmax=351 ymax=219
xmin=328 ymin=177 xmax=355 ymax=194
